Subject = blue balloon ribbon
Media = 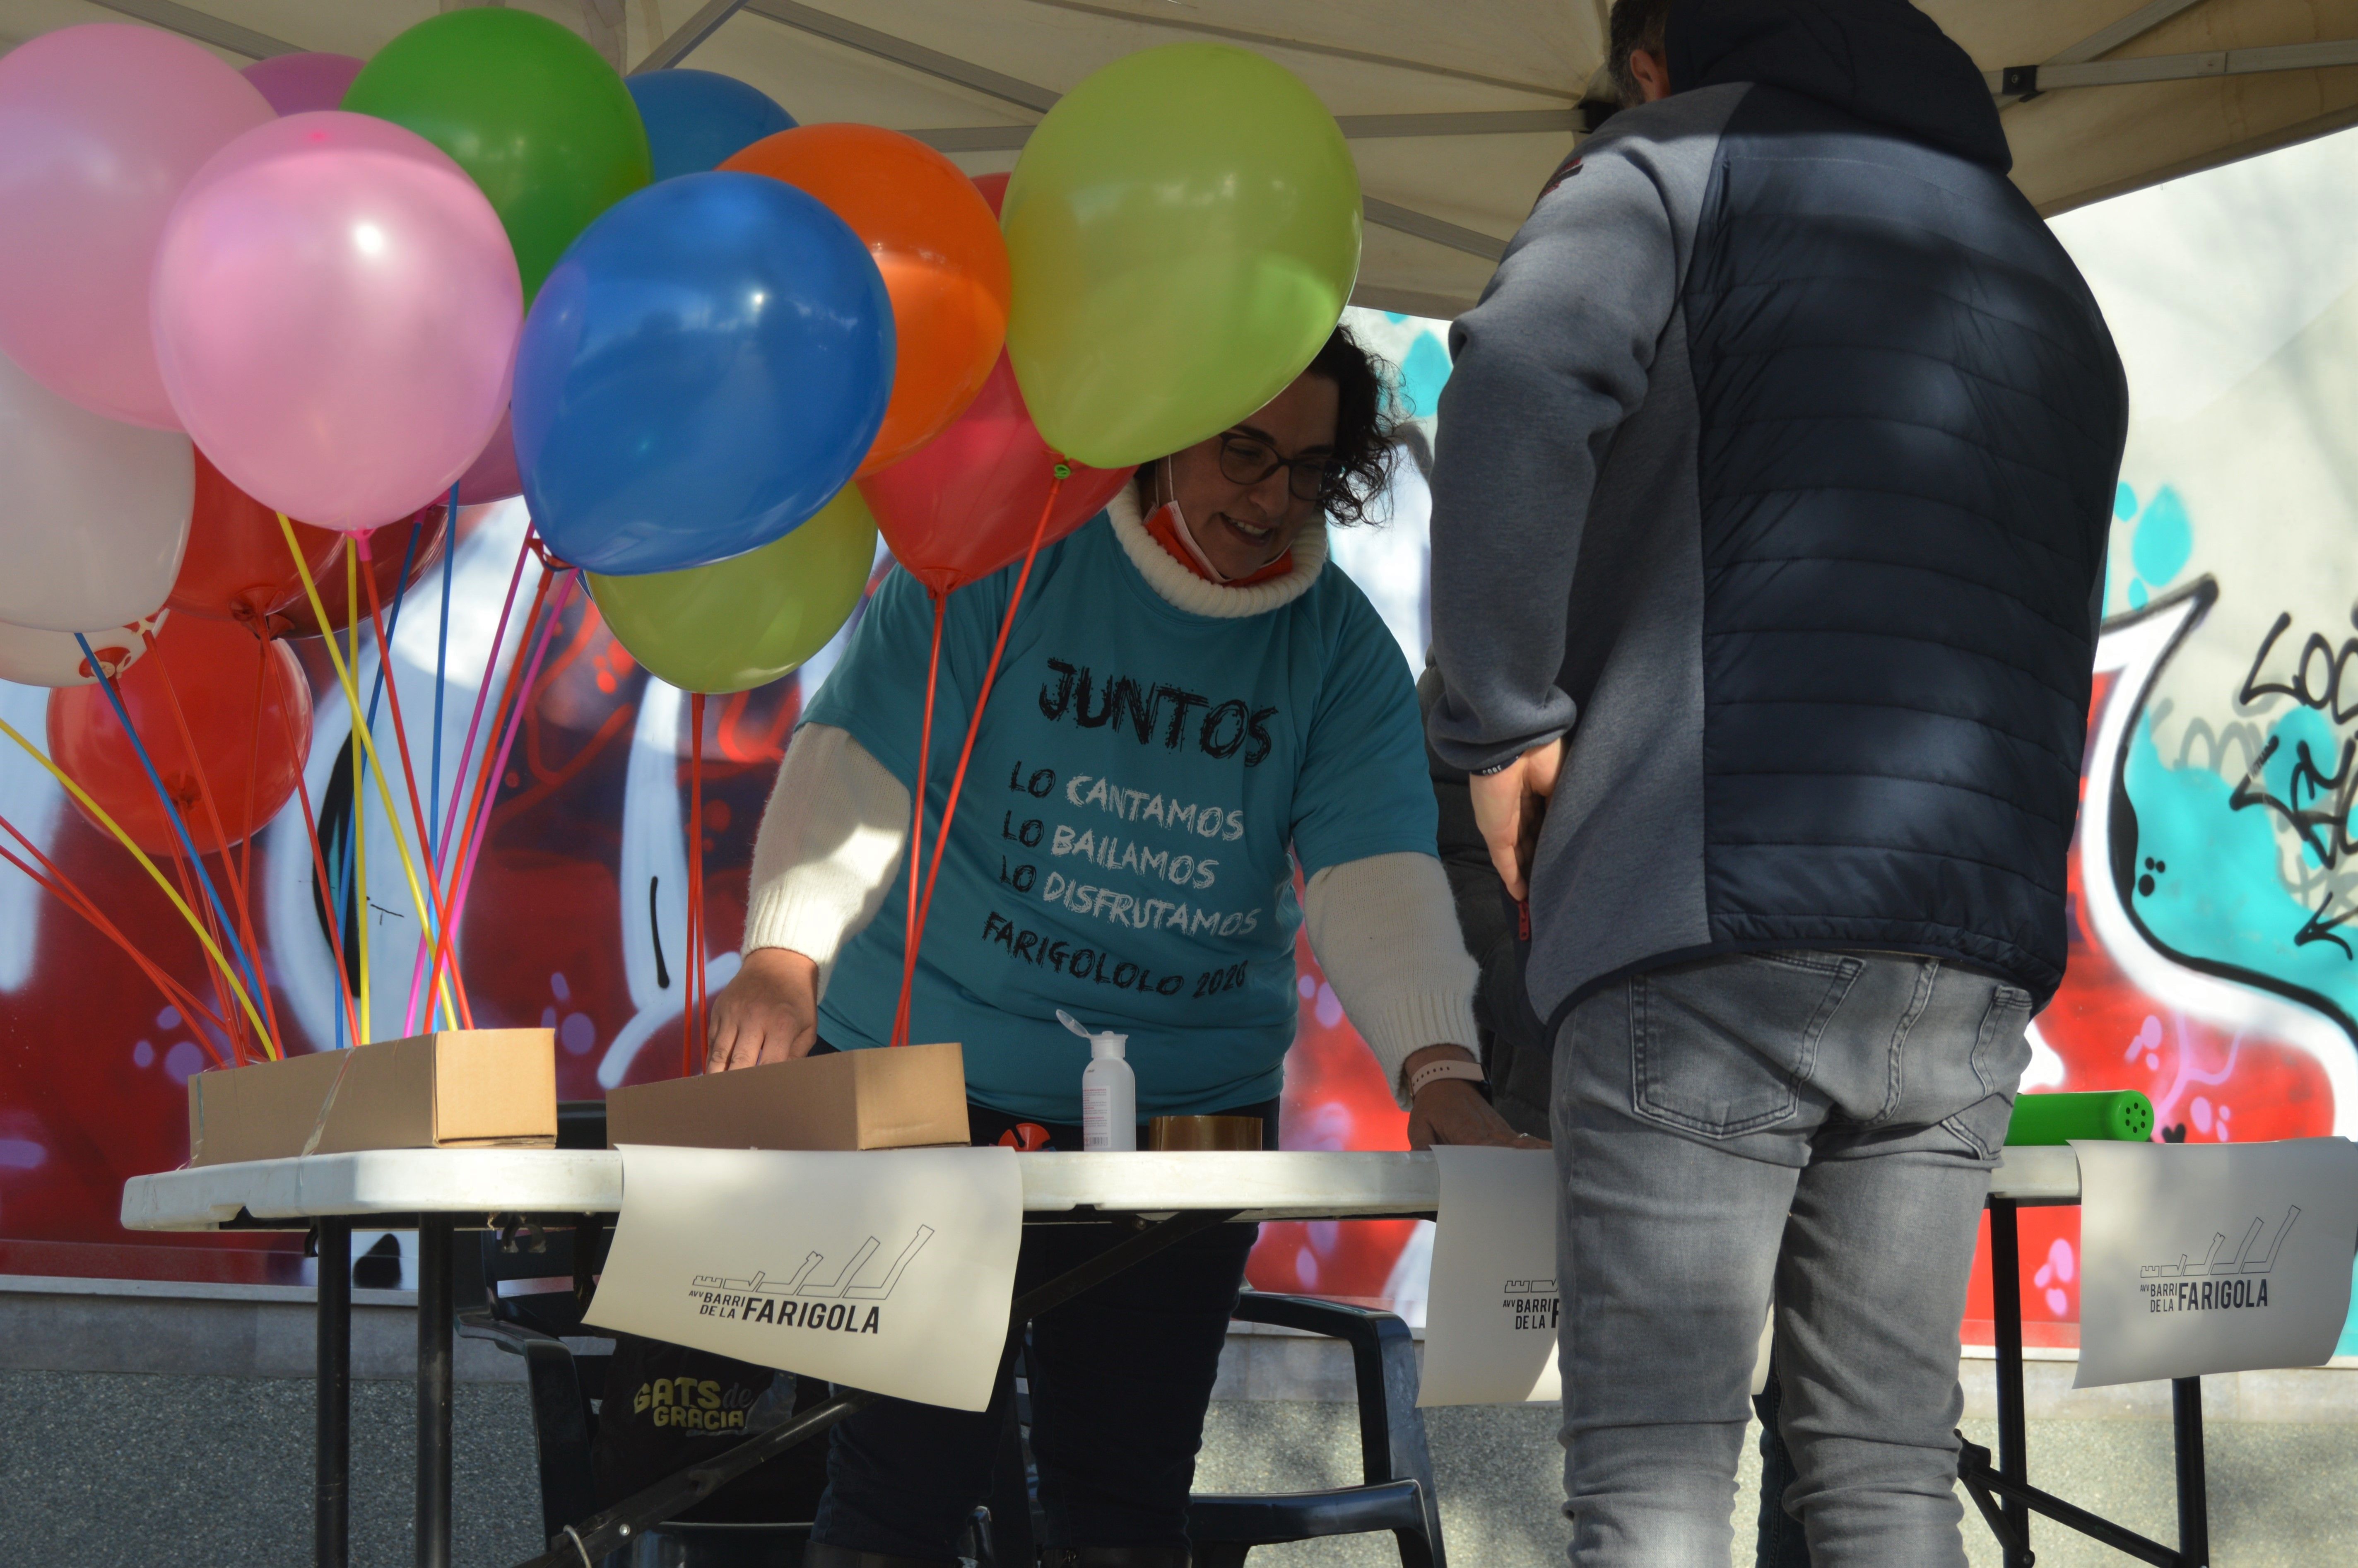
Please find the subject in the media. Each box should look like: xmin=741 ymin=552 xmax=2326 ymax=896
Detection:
xmin=74 ymin=633 xmax=273 ymax=1045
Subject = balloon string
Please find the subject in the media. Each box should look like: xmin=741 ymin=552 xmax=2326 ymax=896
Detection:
xmin=346 ymin=549 xmax=368 ymax=1038
xmin=683 ymin=691 xmax=706 ymax=1077
xmin=413 ymin=553 xmax=555 ymax=1033
xmin=0 ymin=813 xmax=233 ymax=1062
xmin=429 ymin=486 xmax=456 ymax=865
xmin=890 ymin=594 xmax=951 ymax=1049
xmin=72 ymin=633 xmax=276 ymax=1058
xmin=356 ymin=531 xmax=469 ymax=1028
xmin=0 ymin=712 xmax=271 ymax=1045
xmin=181 ymin=854 xmax=246 ymax=1062
xmin=426 ymin=569 xmax=579 ymax=1021
xmin=908 ymin=471 xmax=1068 ymax=963
xmin=347 ymin=520 xmax=421 ymax=1033
xmin=403 ymin=526 xmax=534 ymax=1033
xmin=143 ymin=632 xmax=281 ymax=1053
xmin=273 ymin=684 xmax=363 ymax=1053
xmin=237 ymin=637 xmax=267 ymax=1036
xmin=277 ymin=516 xmax=458 ymax=1038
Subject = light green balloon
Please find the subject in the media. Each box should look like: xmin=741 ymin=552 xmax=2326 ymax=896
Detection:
xmin=1002 ymin=43 xmax=1361 ymax=469
xmin=589 ymin=485 xmax=877 ymax=695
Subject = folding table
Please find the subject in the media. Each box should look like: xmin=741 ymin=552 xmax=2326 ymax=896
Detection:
xmin=122 ymin=1144 xmax=2191 ymax=1568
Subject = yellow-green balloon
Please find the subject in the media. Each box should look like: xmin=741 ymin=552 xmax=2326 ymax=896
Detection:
xmin=342 ymin=9 xmax=652 ymax=302
xmin=589 ymin=485 xmax=877 ymax=695
xmin=1002 ymin=43 xmax=1361 ymax=469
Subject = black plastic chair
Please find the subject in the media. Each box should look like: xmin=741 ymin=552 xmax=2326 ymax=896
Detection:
xmin=1183 ymin=1293 xmax=1446 ymax=1568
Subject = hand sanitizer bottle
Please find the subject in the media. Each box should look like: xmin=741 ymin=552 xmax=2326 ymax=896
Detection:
xmin=1061 ymin=1009 xmax=1135 ymax=1151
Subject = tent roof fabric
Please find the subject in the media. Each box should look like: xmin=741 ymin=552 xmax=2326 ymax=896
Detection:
xmin=7 ymin=0 xmax=2356 ymax=316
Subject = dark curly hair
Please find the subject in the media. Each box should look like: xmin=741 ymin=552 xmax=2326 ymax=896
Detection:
xmin=1137 ymin=323 xmax=1401 ymax=527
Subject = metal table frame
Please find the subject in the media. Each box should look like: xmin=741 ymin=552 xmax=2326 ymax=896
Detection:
xmin=124 ymin=1144 xmax=2209 ymax=1568
xmin=124 ymin=1149 xmax=1440 ymax=1568
xmin=1963 ymin=1190 xmax=2211 ymax=1568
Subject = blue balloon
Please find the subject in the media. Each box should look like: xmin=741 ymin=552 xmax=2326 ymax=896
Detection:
xmin=625 ymin=69 xmax=795 ymax=182
xmin=515 ymin=173 xmax=894 ymax=576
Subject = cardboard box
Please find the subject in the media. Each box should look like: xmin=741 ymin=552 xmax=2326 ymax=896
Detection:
xmin=188 ymin=1029 xmax=557 ymax=1166
xmin=605 ymin=1042 xmax=968 ymax=1152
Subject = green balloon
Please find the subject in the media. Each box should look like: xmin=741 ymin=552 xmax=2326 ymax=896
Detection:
xmin=343 ymin=10 xmax=652 ymax=301
xmin=589 ymin=485 xmax=878 ymax=695
xmin=1002 ymin=43 xmax=1361 ymax=469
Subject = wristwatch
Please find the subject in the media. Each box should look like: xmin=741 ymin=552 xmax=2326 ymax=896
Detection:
xmin=1405 ymin=1056 xmax=1487 ymax=1098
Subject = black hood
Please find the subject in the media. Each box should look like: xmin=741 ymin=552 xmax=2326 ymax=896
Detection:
xmin=1666 ymin=0 xmax=2010 ymax=171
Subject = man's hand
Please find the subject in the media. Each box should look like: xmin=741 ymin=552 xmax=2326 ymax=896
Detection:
xmin=706 ymin=948 xmax=820 ymax=1071
xmin=1467 ymin=739 xmax=1565 ymax=902
xmin=1401 ymin=1044 xmax=1548 ymax=1150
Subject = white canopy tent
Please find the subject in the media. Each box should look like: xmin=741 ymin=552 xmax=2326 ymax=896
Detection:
xmin=3 ymin=0 xmax=2355 ymax=316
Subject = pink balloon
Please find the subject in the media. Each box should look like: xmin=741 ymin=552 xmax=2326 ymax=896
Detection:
xmin=151 ymin=112 xmax=522 ymax=533
xmin=457 ymin=405 xmax=522 ymax=505
xmin=0 ymin=25 xmax=272 ymax=429
xmin=242 ymin=52 xmax=364 ymax=117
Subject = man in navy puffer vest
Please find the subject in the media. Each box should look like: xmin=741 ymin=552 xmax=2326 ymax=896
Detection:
xmin=1426 ymin=0 xmax=2126 ymax=1562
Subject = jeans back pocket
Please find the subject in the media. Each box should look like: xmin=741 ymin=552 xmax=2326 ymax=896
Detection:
xmin=1631 ymin=952 xmax=1861 ymax=1139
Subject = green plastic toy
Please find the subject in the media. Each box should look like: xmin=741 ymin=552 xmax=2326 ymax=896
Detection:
xmin=2004 ymin=1089 xmax=2155 ymax=1145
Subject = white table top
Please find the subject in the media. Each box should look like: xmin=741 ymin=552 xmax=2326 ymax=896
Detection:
xmin=120 ymin=1144 xmax=2081 ymax=1234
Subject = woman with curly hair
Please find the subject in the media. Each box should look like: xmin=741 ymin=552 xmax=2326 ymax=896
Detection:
xmin=706 ymin=324 xmax=1537 ymax=1568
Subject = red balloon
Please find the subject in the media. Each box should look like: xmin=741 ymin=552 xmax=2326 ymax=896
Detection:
xmin=47 ymin=613 xmax=312 ymax=857
xmin=171 ymin=450 xmax=448 ymax=638
xmin=857 ymin=353 xmax=1134 ymax=596
xmin=456 ymin=405 xmax=520 ymax=504
xmin=973 ymin=172 xmax=1008 ymax=216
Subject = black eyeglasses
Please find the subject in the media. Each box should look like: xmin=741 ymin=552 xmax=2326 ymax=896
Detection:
xmin=1216 ymin=433 xmax=1344 ymax=504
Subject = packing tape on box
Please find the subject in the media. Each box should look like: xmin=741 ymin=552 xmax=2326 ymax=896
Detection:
xmin=300 ymin=1048 xmax=361 ymax=1159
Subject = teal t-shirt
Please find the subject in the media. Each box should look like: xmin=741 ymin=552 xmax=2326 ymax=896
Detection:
xmin=803 ymin=515 xmax=1438 ymax=1120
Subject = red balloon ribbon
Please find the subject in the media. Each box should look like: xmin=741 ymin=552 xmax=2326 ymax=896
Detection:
xmin=890 ymin=467 xmax=1069 ymax=1047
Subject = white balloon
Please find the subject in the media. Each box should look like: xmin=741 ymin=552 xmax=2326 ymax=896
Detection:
xmin=0 ymin=611 xmax=167 ymax=688
xmin=0 ymin=346 xmax=191 ymax=633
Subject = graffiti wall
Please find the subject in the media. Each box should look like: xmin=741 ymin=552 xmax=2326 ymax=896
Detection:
xmin=5 ymin=128 xmax=2358 ymax=1355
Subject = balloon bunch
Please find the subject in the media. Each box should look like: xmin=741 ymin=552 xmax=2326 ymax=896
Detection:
xmin=0 ymin=13 xmax=1360 ymax=1073
xmin=0 ymin=13 xmax=654 ymax=1062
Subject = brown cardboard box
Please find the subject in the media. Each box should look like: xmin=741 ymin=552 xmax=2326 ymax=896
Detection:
xmin=605 ymin=1041 xmax=968 ymax=1151
xmin=188 ymin=1030 xmax=558 ymax=1166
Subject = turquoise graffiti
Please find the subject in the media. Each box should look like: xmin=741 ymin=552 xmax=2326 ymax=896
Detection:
xmin=2114 ymin=482 xmax=2194 ymax=612
xmin=2125 ymin=703 xmax=2358 ymax=1029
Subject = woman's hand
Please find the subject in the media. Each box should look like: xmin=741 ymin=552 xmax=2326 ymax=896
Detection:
xmin=706 ymin=948 xmax=821 ymax=1071
xmin=1401 ymin=1044 xmax=1549 ymax=1150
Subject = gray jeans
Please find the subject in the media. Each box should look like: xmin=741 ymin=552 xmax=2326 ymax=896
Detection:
xmin=1552 ymin=950 xmax=2032 ymax=1568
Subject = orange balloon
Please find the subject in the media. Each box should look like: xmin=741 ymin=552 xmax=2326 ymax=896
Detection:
xmin=721 ymin=125 xmax=1011 ymax=475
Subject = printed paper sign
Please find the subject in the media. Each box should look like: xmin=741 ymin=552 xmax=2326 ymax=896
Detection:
xmin=587 ymin=1144 xmax=1022 ymax=1412
xmin=2074 ymin=1137 xmax=2358 ymax=1389
xmin=1418 ymin=1146 xmax=1561 ymax=1407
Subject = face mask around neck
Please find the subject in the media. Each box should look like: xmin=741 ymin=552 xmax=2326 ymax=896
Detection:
xmin=1151 ymin=496 xmax=1237 ymax=583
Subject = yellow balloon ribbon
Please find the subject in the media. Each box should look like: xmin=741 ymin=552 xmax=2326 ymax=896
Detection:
xmin=348 ymin=549 xmax=369 ymax=1036
xmin=0 ymin=715 xmax=275 ymax=1052
xmin=279 ymin=514 xmax=459 ymax=1036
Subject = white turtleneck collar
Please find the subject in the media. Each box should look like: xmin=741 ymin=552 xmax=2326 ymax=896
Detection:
xmin=1104 ymin=486 xmax=1327 ymax=620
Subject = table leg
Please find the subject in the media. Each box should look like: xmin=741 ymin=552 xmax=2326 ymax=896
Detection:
xmin=1989 ymin=1199 xmax=2030 ymax=1568
xmin=417 ymin=1219 xmax=455 ymax=1568
xmin=2173 ymin=1377 xmax=2209 ymax=1567
xmin=316 ymin=1217 xmax=351 ymax=1568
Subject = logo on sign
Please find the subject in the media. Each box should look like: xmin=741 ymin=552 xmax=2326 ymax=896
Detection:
xmin=686 ymin=1224 xmax=937 ymax=1336
xmin=2137 ymin=1205 xmax=2298 ymax=1315
xmin=1503 ymin=1275 xmax=1558 ymax=1333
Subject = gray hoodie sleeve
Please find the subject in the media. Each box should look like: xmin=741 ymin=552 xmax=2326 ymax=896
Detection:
xmin=1423 ymin=118 xmax=1693 ymax=773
